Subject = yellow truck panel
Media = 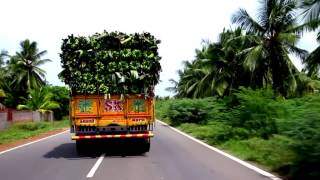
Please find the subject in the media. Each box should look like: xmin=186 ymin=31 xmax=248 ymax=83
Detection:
xmin=70 ymin=94 xmax=155 ymax=138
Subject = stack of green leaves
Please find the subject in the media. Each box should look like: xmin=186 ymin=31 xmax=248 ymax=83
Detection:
xmin=59 ymin=31 xmax=161 ymax=95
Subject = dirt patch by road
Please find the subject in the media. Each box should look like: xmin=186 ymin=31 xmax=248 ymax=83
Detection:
xmin=0 ymin=128 xmax=69 ymax=152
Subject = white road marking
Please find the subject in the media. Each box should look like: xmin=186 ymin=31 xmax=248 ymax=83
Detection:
xmin=0 ymin=130 xmax=69 ymax=156
xmin=87 ymin=153 xmax=105 ymax=178
xmin=157 ymin=120 xmax=282 ymax=180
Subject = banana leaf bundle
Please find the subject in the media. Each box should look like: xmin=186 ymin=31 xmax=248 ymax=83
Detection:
xmin=59 ymin=31 xmax=161 ymax=95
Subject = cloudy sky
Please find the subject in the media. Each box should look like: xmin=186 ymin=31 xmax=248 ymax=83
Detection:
xmin=0 ymin=0 xmax=318 ymax=96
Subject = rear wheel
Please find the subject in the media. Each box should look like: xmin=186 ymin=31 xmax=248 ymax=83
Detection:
xmin=76 ymin=140 xmax=86 ymax=155
xmin=142 ymin=138 xmax=150 ymax=152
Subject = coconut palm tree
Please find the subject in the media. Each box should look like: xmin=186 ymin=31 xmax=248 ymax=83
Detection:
xmin=232 ymin=0 xmax=308 ymax=96
xmin=0 ymin=50 xmax=10 ymax=101
xmin=175 ymin=60 xmax=206 ymax=98
xmin=300 ymin=0 xmax=320 ymax=77
xmin=17 ymin=87 xmax=60 ymax=112
xmin=176 ymin=28 xmax=259 ymax=98
xmin=303 ymin=47 xmax=320 ymax=77
xmin=8 ymin=39 xmax=51 ymax=90
xmin=194 ymin=28 xmax=258 ymax=96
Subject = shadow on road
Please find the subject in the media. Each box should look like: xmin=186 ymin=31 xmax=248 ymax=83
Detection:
xmin=43 ymin=139 xmax=148 ymax=159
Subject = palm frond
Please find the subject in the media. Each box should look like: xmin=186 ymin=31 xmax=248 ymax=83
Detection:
xmin=301 ymin=0 xmax=320 ymax=22
xmin=286 ymin=44 xmax=309 ymax=60
xmin=232 ymin=8 xmax=265 ymax=34
xmin=34 ymin=59 xmax=52 ymax=66
xmin=17 ymin=104 xmax=30 ymax=110
xmin=243 ymin=45 xmax=264 ymax=71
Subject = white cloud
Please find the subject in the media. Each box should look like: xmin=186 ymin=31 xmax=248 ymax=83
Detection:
xmin=0 ymin=0 xmax=318 ymax=96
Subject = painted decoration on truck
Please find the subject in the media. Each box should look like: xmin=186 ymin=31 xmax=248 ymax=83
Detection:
xmin=133 ymin=99 xmax=145 ymax=112
xmin=104 ymin=100 xmax=123 ymax=112
xmin=78 ymin=99 xmax=93 ymax=113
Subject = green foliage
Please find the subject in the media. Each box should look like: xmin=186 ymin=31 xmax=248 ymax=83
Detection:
xmin=44 ymin=86 xmax=70 ymax=120
xmin=166 ymin=98 xmax=214 ymax=126
xmin=170 ymin=28 xmax=255 ymax=98
xmin=59 ymin=31 xmax=161 ymax=95
xmin=179 ymin=122 xmax=233 ymax=144
xmin=0 ymin=89 xmax=5 ymax=97
xmin=276 ymin=94 xmax=320 ymax=179
xmin=220 ymin=136 xmax=296 ymax=171
xmin=232 ymin=0 xmax=307 ymax=97
xmin=156 ymin=91 xmax=320 ymax=179
xmin=8 ymin=39 xmax=51 ymax=90
xmin=16 ymin=122 xmax=48 ymax=131
xmin=172 ymin=0 xmax=320 ymax=99
xmin=17 ymin=87 xmax=60 ymax=112
xmin=0 ymin=40 xmax=50 ymax=108
xmin=232 ymin=88 xmax=284 ymax=139
xmin=155 ymin=99 xmax=174 ymax=123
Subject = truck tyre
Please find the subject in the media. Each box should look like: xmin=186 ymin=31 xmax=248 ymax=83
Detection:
xmin=76 ymin=140 xmax=86 ymax=155
xmin=142 ymin=138 xmax=150 ymax=152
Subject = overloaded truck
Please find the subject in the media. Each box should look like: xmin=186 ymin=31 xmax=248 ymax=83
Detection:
xmin=59 ymin=31 xmax=161 ymax=153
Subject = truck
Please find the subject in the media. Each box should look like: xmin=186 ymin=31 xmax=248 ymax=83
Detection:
xmin=59 ymin=31 xmax=161 ymax=153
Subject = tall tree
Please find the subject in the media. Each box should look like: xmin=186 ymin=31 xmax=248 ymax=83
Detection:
xmin=0 ymin=50 xmax=9 ymax=99
xmin=232 ymin=0 xmax=308 ymax=96
xmin=194 ymin=28 xmax=257 ymax=96
xmin=175 ymin=60 xmax=207 ymax=98
xmin=300 ymin=0 xmax=320 ymax=77
xmin=170 ymin=28 xmax=257 ymax=98
xmin=8 ymin=39 xmax=51 ymax=90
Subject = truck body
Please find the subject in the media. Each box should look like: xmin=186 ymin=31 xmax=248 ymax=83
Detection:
xmin=60 ymin=31 xmax=161 ymax=153
xmin=70 ymin=94 xmax=155 ymax=152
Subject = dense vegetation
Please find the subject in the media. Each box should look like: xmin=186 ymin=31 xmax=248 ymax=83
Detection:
xmin=0 ymin=40 xmax=69 ymax=119
xmin=59 ymin=31 xmax=161 ymax=95
xmin=156 ymin=89 xmax=320 ymax=179
xmin=162 ymin=0 xmax=320 ymax=179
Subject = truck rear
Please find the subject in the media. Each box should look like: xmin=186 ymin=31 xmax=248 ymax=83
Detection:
xmin=70 ymin=95 xmax=154 ymax=152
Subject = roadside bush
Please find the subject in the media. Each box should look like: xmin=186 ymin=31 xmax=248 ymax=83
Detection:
xmin=179 ymin=122 xmax=233 ymax=144
xmin=155 ymin=90 xmax=320 ymax=179
xmin=45 ymin=85 xmax=70 ymax=120
xmin=220 ymin=135 xmax=296 ymax=171
xmin=16 ymin=123 xmax=48 ymax=131
xmin=281 ymin=95 xmax=320 ymax=180
xmin=230 ymin=127 xmax=251 ymax=140
xmin=166 ymin=98 xmax=214 ymax=126
xmin=155 ymin=98 xmax=175 ymax=123
xmin=232 ymin=88 xmax=286 ymax=139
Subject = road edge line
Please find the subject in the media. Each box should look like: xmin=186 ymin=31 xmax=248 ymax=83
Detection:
xmin=87 ymin=153 xmax=105 ymax=178
xmin=157 ymin=120 xmax=282 ymax=180
xmin=0 ymin=130 xmax=69 ymax=156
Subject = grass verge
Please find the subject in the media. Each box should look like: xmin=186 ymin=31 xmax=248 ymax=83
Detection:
xmin=0 ymin=119 xmax=69 ymax=145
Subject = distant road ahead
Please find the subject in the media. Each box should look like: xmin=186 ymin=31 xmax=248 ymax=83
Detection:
xmin=0 ymin=122 xmax=274 ymax=180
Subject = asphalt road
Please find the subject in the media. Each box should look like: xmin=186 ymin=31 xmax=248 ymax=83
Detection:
xmin=0 ymin=122 xmax=274 ymax=180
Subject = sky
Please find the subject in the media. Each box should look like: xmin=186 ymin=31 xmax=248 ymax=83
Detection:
xmin=0 ymin=0 xmax=318 ymax=96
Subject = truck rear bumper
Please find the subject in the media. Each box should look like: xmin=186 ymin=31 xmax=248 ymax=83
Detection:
xmin=71 ymin=131 xmax=154 ymax=140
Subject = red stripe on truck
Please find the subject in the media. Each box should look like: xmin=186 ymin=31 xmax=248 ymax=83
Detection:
xmin=71 ymin=132 xmax=154 ymax=140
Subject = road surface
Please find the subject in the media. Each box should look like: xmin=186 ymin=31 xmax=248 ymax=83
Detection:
xmin=0 ymin=121 xmax=274 ymax=180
